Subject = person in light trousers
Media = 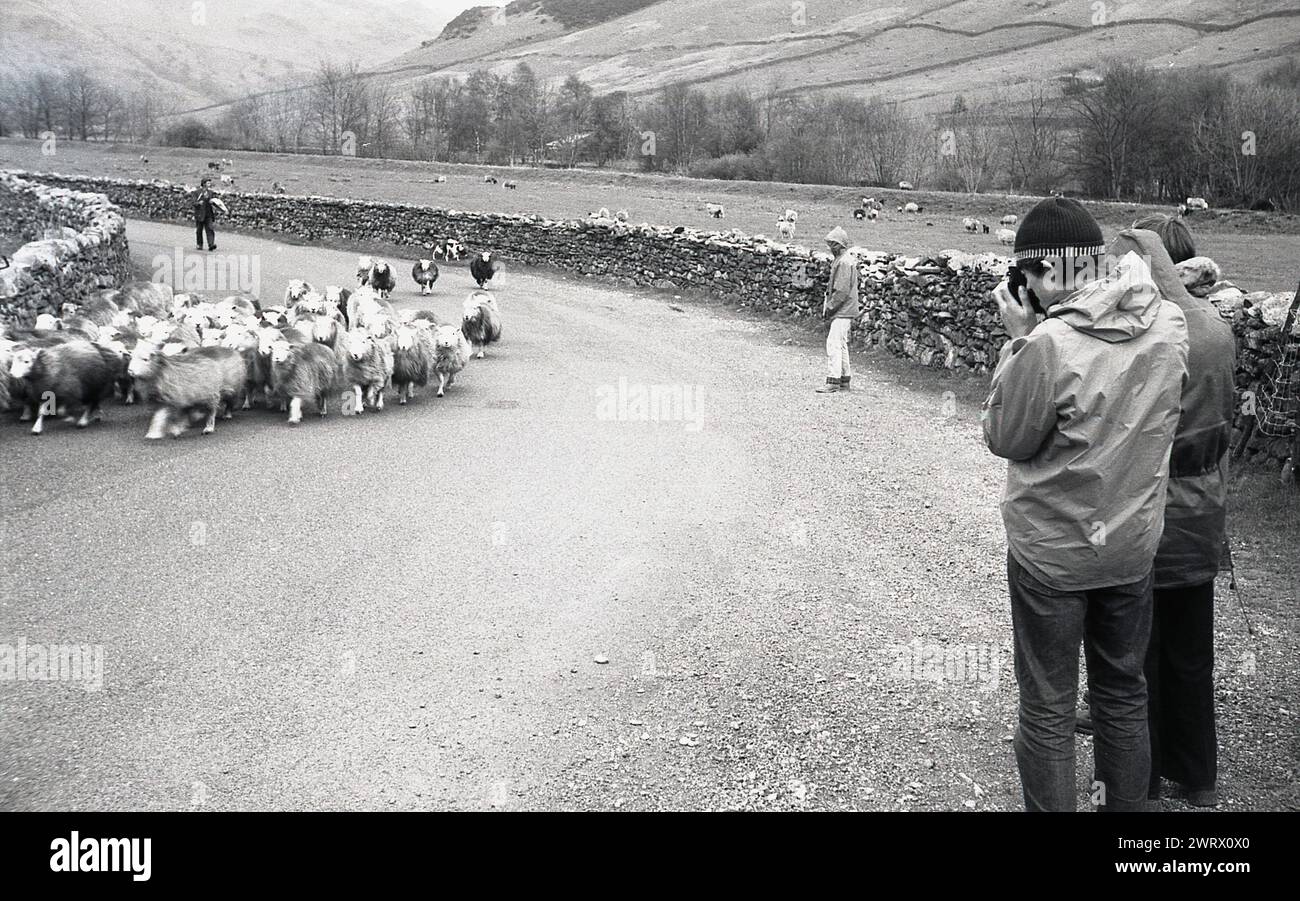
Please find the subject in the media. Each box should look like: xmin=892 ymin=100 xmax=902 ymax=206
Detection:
xmin=817 ymin=226 xmax=858 ymax=394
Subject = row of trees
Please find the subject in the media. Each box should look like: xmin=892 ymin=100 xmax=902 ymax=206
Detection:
xmin=2 ymin=58 xmax=1297 ymax=210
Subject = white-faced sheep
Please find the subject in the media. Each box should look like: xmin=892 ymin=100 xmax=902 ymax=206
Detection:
xmin=284 ymin=279 xmax=315 ymax=306
xmin=8 ymin=340 xmax=120 ymax=434
xmin=412 ymin=259 xmax=440 ymax=295
xmin=705 ymin=203 xmax=725 ymax=219
xmin=1000 ymin=214 xmax=1018 ymax=226
xmin=962 ymin=217 xmax=982 ymax=232
xmin=392 ymin=324 xmax=437 ymax=404
xmin=356 ymin=256 xmax=375 ymax=286
xmin=777 ymin=218 xmax=796 ymax=240
xmin=900 ymin=202 xmax=922 ymax=214
xmin=220 ymin=174 xmax=235 ymax=187
xmin=128 ymin=343 xmax=246 ymax=439
xmin=470 ymin=252 xmax=502 ymax=288
xmin=615 ymin=209 xmax=629 ymax=222
xmin=432 ymin=324 xmax=472 ymax=397
xmin=592 ymin=207 xmax=611 ymax=220
xmin=100 ymin=282 xmax=173 ymax=318
xmin=1185 ymin=196 xmax=1209 ymax=211
xmin=340 ymin=330 xmax=394 ymax=413
xmin=898 ymin=181 xmax=914 ymax=191
xmin=461 ymin=290 xmax=502 ymax=359
xmin=861 ymin=197 xmax=884 ymax=211
xmin=323 ymin=285 xmax=352 ymax=325
xmin=269 ymin=340 xmax=343 ymax=424
xmin=996 ymin=227 xmax=1017 ymax=245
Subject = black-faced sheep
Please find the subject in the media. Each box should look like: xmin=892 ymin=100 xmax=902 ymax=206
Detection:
xmin=392 ymin=324 xmax=437 ymax=404
xmin=412 ymin=259 xmax=440 ymax=295
xmin=8 ymin=340 xmax=119 ymax=434
xmin=128 ymin=343 xmax=246 ymax=438
xmin=461 ymin=290 xmax=502 ymax=359
xmin=470 ymin=252 xmax=502 ymax=288
xmin=432 ymin=324 xmax=472 ymax=397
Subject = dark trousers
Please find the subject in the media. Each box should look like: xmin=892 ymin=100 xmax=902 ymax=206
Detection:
xmin=196 ymin=220 xmax=215 ymax=250
xmin=1008 ymin=552 xmax=1153 ymax=811
xmin=1145 ymin=580 xmax=1217 ymax=795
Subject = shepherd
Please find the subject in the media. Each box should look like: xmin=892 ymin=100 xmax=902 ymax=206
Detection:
xmin=816 ymin=226 xmax=858 ymax=393
xmin=193 ymin=177 xmax=229 ymax=252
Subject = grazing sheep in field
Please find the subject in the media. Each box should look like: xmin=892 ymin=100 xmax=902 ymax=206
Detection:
xmin=8 ymin=340 xmax=119 ymax=434
xmin=270 ymin=340 xmax=342 ymax=424
xmin=853 ymin=209 xmax=866 ymax=220
xmin=341 ymin=330 xmax=394 ymax=413
xmin=208 ymin=161 xmax=221 ymax=171
xmin=432 ymin=324 xmax=472 ymax=397
xmin=1000 ymin=214 xmax=1018 ymax=226
xmin=777 ymin=218 xmax=796 ymax=240
xmin=504 ymin=180 xmax=518 ymax=190
xmin=412 ymin=259 xmax=440 ymax=295
xmin=861 ymin=197 xmax=883 ymax=211
xmin=434 ymin=175 xmax=447 ymax=183
xmin=220 ymin=174 xmax=235 ymax=186
xmin=272 ymin=181 xmax=286 ymax=194
xmin=615 ymin=209 xmax=629 ymax=222
xmin=129 ymin=343 xmax=246 ymax=438
xmin=982 ymin=223 xmax=990 ymax=234
xmin=962 ymin=217 xmax=981 ymax=232
xmin=392 ymin=324 xmax=437 ymax=404
xmin=1185 ymin=196 xmax=1209 ymax=211
xmin=461 ymin=290 xmax=502 ymax=359
xmin=900 ymin=202 xmax=921 ymax=213
xmin=470 ymin=252 xmax=502 ymax=288
xmin=484 ymin=175 xmax=498 ymax=185
xmin=705 ymin=203 xmax=725 ymax=219
xmin=592 ymin=207 xmax=611 ymax=220
xmin=996 ymin=227 xmax=1017 ymax=245
xmin=898 ymin=181 xmax=914 ymax=190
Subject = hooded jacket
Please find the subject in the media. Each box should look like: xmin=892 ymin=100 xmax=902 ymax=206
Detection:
xmin=982 ymin=251 xmax=1189 ymax=591
xmin=1111 ymin=230 xmax=1236 ymax=588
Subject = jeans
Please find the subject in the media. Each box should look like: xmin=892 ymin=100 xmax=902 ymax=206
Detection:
xmin=196 ymin=220 xmax=215 ymax=250
xmin=1008 ymin=551 xmax=1153 ymax=811
xmin=826 ymin=318 xmax=851 ymax=379
xmin=1146 ymin=580 xmax=1217 ymax=795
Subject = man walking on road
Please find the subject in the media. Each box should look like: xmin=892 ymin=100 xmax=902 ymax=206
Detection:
xmin=981 ymin=197 xmax=1189 ymax=811
xmin=193 ymin=177 xmax=228 ymax=252
xmin=817 ymin=226 xmax=859 ymax=393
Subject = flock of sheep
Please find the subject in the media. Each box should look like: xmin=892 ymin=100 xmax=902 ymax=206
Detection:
xmin=0 ymin=255 xmax=504 ymax=439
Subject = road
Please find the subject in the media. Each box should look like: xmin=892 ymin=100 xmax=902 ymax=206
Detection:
xmin=2 ymin=219 xmax=1041 ymax=811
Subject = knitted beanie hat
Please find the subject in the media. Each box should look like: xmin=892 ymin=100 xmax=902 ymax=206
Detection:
xmin=1013 ymin=197 xmax=1105 ymax=261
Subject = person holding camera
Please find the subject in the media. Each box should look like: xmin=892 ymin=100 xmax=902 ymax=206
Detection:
xmin=981 ymin=197 xmax=1189 ymax=811
xmin=816 ymin=226 xmax=859 ymax=393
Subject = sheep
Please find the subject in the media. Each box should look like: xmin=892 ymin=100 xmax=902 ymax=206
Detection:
xmin=861 ymin=197 xmax=883 ymax=211
xmin=782 ymin=209 xmax=798 ymax=223
xmin=853 ymin=209 xmax=866 ymax=220
xmin=777 ymin=218 xmax=796 ymax=240
xmin=129 ymin=343 xmax=246 ymax=438
xmin=140 ymin=154 xmax=149 ymax=164
xmin=1000 ymin=214 xmax=1018 ymax=226
xmin=269 ymin=339 xmax=343 ymax=424
xmin=615 ymin=209 xmax=629 ymax=222
xmin=900 ymin=202 xmax=921 ymax=213
xmin=7 ymin=340 xmax=119 ymax=434
xmin=996 ymin=227 xmax=1017 ymax=245
xmin=982 ymin=223 xmax=990 ymax=234
xmin=412 ymin=259 xmax=440 ymax=295
xmin=323 ymin=285 xmax=352 ymax=325
xmin=898 ymin=181 xmax=914 ymax=190
xmin=963 ymin=217 xmax=980 ymax=232
xmin=356 ymin=255 xmax=375 ymax=286
xmin=1185 ymin=196 xmax=1209 ymax=211
xmin=366 ymin=260 xmax=396 ymax=298
xmin=705 ymin=203 xmax=725 ymax=219
xmin=484 ymin=175 xmax=499 ymax=185
xmin=284 ymin=279 xmax=315 ymax=306
xmin=503 ymin=180 xmax=518 ymax=190
xmin=434 ymin=175 xmax=447 ymax=183
xmin=347 ymin=288 xmax=399 ymax=340
xmin=461 ymin=290 xmax=502 ymax=359
xmin=432 ymin=324 xmax=472 ymax=397
xmin=208 ymin=161 xmax=221 ymax=171
xmin=592 ymin=207 xmax=611 ymax=220
xmin=866 ymin=208 xmax=879 ymax=221
xmin=60 ymin=294 xmax=121 ymax=327
xmin=470 ymin=251 xmax=502 ymax=288
xmin=220 ymin=174 xmax=236 ymax=187
xmin=218 ymin=325 xmax=262 ymax=409
xmin=101 ymin=282 xmax=172 ymax=318
xmin=392 ymin=324 xmax=438 ymax=404
xmin=340 ymin=329 xmax=394 ymax=413
xmin=0 ymin=340 xmax=11 ymax=415
xmin=272 ymin=181 xmax=286 ymax=194
xmin=401 ymin=309 xmax=442 ymax=328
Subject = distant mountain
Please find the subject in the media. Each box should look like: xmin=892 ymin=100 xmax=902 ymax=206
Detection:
xmin=376 ymin=0 xmax=1300 ymax=111
xmin=0 ymin=0 xmax=457 ymax=110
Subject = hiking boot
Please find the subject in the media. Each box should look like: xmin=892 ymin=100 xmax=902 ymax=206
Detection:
xmin=815 ymin=378 xmax=840 ymax=394
xmin=839 ymin=376 xmax=851 ymax=391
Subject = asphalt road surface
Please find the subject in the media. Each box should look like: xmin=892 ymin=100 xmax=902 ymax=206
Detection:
xmin=1 ymin=220 xmax=1051 ymax=810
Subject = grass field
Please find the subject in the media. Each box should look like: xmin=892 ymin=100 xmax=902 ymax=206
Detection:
xmin=2 ymin=137 xmax=1298 ymax=293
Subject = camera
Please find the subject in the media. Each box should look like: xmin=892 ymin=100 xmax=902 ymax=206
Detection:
xmin=1006 ymin=264 xmax=1046 ymax=317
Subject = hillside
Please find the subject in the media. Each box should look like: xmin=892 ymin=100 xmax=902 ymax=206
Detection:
xmin=0 ymin=0 xmax=457 ymax=110
xmin=372 ymin=0 xmax=1300 ymax=110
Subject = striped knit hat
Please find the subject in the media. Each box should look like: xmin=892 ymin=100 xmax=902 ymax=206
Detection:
xmin=1012 ymin=197 xmax=1105 ymax=262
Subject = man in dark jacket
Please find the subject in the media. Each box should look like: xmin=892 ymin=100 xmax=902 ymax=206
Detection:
xmin=193 ymin=177 xmax=228 ymax=252
xmin=1112 ymin=224 xmax=1236 ymax=808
